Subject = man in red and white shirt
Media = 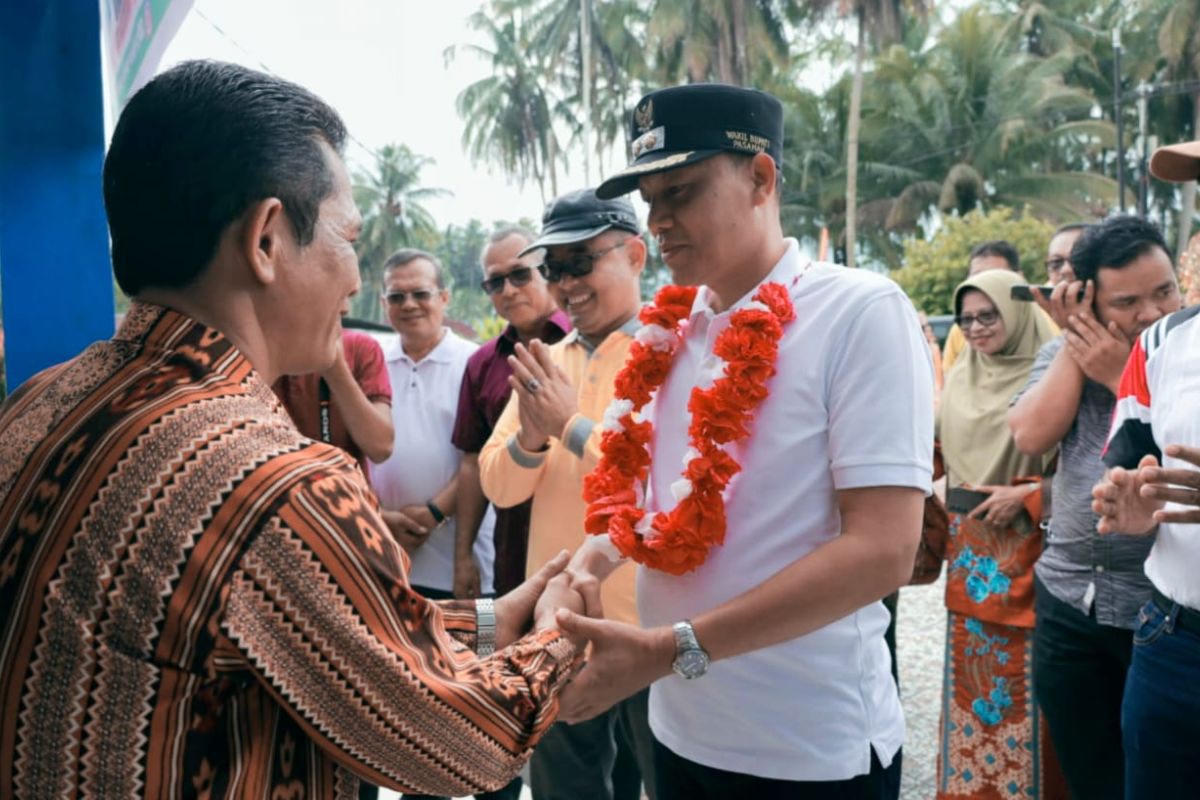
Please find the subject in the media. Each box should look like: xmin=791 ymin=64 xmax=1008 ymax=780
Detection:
xmin=557 ymin=84 xmax=933 ymax=799
xmin=1093 ymin=133 xmax=1200 ymax=800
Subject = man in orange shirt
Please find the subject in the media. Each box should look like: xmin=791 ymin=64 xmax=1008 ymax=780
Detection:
xmin=480 ymin=188 xmax=656 ymax=800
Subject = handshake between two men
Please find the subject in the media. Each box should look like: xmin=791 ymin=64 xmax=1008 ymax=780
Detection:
xmin=489 ymin=542 xmax=676 ymax=725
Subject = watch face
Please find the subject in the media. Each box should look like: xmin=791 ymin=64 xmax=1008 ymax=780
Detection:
xmin=674 ymin=649 xmax=709 ymax=679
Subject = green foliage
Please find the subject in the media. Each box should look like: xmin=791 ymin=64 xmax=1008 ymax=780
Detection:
xmin=891 ymin=207 xmax=1055 ymax=315
xmin=352 ymin=144 xmax=448 ymax=321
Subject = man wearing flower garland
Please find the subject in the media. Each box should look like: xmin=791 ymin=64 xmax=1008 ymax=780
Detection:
xmin=479 ymin=188 xmax=657 ymax=800
xmin=556 ymin=84 xmax=934 ymax=799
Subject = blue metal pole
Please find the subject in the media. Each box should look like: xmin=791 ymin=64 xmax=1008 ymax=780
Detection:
xmin=0 ymin=1 xmax=114 ymax=392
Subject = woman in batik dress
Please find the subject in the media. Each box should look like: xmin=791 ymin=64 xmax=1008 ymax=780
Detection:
xmin=936 ymin=270 xmax=1066 ymax=799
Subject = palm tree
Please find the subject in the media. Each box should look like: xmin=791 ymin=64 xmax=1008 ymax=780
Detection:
xmin=805 ymin=0 xmax=927 ymax=267
xmin=855 ymin=6 xmax=1117 ymax=233
xmin=352 ymin=144 xmax=449 ymax=320
xmin=644 ymin=0 xmax=796 ymax=86
xmin=448 ymin=9 xmax=563 ymax=201
xmin=521 ymin=0 xmax=648 ymax=179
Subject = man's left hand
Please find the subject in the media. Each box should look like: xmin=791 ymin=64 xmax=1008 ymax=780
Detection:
xmin=1139 ymin=443 xmax=1200 ymax=525
xmin=453 ymin=555 xmax=481 ymax=599
xmin=555 ymin=613 xmax=674 ymax=724
xmin=507 ymin=341 xmax=578 ymax=442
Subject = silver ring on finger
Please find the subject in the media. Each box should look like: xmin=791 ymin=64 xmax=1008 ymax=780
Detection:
xmin=526 ymin=378 xmax=541 ymax=393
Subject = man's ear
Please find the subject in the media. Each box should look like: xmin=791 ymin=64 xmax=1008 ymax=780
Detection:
xmin=749 ymin=152 xmax=778 ymax=207
xmin=240 ymin=198 xmax=288 ymax=286
xmin=625 ymin=234 xmax=648 ymax=276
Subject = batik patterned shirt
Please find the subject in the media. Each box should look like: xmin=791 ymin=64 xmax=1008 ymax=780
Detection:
xmin=0 ymin=302 xmax=575 ymax=799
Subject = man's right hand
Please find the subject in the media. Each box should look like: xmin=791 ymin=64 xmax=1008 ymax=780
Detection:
xmin=381 ymin=509 xmax=430 ymax=555
xmin=1092 ymin=455 xmax=1163 ymax=535
xmin=1032 ymin=278 xmax=1092 ymax=330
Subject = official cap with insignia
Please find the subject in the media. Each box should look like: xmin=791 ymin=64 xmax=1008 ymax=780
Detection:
xmin=595 ymin=83 xmax=784 ymax=199
xmin=1150 ymin=139 xmax=1200 ymax=183
xmin=518 ymin=187 xmax=641 ymax=255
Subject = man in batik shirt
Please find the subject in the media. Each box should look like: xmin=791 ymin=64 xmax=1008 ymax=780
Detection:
xmin=0 ymin=61 xmax=583 ymax=800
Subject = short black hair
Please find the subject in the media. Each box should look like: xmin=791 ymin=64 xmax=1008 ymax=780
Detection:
xmin=1052 ymin=222 xmax=1090 ymax=238
xmin=1069 ymin=215 xmax=1173 ymax=285
xmin=383 ymin=248 xmax=446 ymax=289
xmin=104 ymin=60 xmax=348 ymax=296
xmin=968 ymin=240 xmax=1020 ymax=272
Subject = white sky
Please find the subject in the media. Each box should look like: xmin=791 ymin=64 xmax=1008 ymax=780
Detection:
xmin=159 ymin=0 xmax=632 ymax=227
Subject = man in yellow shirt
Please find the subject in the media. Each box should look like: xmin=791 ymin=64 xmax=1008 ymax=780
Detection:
xmin=479 ymin=188 xmax=656 ymax=800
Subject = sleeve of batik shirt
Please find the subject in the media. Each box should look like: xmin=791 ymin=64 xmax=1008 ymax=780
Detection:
xmin=1102 ymin=328 xmax=1161 ymax=469
xmin=220 ymin=464 xmax=576 ymax=795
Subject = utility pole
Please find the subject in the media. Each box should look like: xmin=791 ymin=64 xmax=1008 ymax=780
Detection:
xmin=581 ymin=0 xmax=593 ymax=185
xmin=1113 ymin=27 xmax=1126 ymax=213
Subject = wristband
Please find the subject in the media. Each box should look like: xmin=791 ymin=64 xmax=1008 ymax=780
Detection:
xmin=475 ymin=597 xmax=496 ymax=656
xmin=426 ymin=501 xmax=446 ymax=525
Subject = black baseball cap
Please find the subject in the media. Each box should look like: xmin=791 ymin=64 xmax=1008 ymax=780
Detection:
xmin=519 ymin=187 xmax=640 ymax=255
xmin=595 ymin=83 xmax=784 ymax=199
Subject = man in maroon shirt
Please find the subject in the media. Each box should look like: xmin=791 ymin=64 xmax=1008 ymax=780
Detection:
xmin=273 ymin=328 xmax=395 ymax=475
xmin=452 ymin=227 xmax=572 ymax=599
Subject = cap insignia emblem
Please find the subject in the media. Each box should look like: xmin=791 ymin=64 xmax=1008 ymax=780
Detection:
xmin=635 ymin=99 xmax=654 ymax=134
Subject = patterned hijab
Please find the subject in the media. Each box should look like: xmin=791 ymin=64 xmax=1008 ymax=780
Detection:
xmin=940 ymin=270 xmax=1057 ymax=487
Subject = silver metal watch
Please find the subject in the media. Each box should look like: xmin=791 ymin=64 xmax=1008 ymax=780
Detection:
xmin=671 ymin=620 xmax=710 ymax=679
xmin=475 ymin=598 xmax=496 ymax=657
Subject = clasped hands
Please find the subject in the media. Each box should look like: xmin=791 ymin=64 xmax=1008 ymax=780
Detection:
xmin=1093 ymin=444 xmax=1200 ymax=535
xmin=493 ymin=543 xmax=674 ymax=726
xmin=507 ymin=340 xmax=579 ymax=452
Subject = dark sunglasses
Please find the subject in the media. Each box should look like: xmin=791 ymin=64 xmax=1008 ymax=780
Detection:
xmin=481 ymin=266 xmax=535 ymax=295
xmin=954 ymin=310 xmax=1001 ymax=330
xmin=536 ymin=240 xmax=627 ymax=283
xmin=384 ymin=288 xmax=439 ymax=305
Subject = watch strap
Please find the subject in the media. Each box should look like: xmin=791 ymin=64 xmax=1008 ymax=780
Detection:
xmin=475 ymin=597 xmax=496 ymax=656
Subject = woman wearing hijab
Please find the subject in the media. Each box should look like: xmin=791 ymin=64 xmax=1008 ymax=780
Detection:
xmin=935 ymin=270 xmax=1066 ymax=799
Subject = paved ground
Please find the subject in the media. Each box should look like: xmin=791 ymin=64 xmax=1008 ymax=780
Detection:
xmin=897 ymin=570 xmax=947 ymax=799
xmin=383 ymin=571 xmax=948 ymax=800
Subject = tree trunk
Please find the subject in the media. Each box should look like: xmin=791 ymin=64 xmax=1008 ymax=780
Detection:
xmin=1177 ymin=95 xmax=1200 ymax=256
xmin=730 ymin=0 xmax=748 ymax=85
xmin=845 ymin=15 xmax=865 ymax=268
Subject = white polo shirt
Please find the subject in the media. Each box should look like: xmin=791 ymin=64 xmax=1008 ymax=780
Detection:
xmin=638 ymin=240 xmax=934 ymax=781
xmin=370 ymin=329 xmax=495 ymax=595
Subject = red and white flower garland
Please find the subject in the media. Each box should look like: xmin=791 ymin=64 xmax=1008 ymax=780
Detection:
xmin=583 ymin=282 xmax=796 ymax=575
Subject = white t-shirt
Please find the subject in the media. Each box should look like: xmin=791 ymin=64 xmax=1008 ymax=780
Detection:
xmin=1103 ymin=304 xmax=1200 ymax=608
xmin=639 ymin=240 xmax=934 ymax=781
xmin=370 ymin=330 xmax=495 ymax=595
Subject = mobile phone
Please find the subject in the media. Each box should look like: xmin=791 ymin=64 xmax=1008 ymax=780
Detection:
xmin=1010 ymin=284 xmax=1053 ymax=302
xmin=945 ymin=487 xmax=991 ymax=515
xmin=1011 ymin=284 xmax=1086 ymax=303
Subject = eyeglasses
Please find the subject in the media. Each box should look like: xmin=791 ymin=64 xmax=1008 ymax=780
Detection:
xmin=384 ymin=288 xmax=439 ymax=305
xmin=955 ymin=310 xmax=1001 ymax=330
xmin=536 ymin=240 xmax=627 ymax=283
xmin=481 ymin=266 xmax=535 ymax=295
xmin=1045 ymin=256 xmax=1069 ymax=274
